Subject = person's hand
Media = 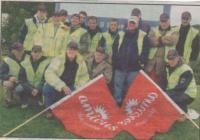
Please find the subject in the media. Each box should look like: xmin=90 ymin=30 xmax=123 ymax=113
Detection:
xmin=32 ymin=89 xmax=39 ymax=96
xmin=9 ymin=76 xmax=17 ymax=83
xmin=62 ymin=86 xmax=72 ymax=95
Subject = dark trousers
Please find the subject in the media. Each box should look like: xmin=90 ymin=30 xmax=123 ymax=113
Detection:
xmin=42 ymin=84 xmax=74 ymax=108
xmin=15 ymin=84 xmax=42 ymax=105
xmin=167 ymin=92 xmax=194 ymax=112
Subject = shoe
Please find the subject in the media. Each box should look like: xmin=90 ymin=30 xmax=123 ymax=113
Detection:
xmin=21 ymin=104 xmax=28 ymax=109
xmin=46 ymin=111 xmax=54 ymax=119
xmin=187 ymin=109 xmax=200 ymax=120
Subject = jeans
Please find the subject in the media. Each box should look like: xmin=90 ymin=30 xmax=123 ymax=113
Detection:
xmin=43 ymin=84 xmax=75 ymax=108
xmin=113 ymin=70 xmax=138 ymax=105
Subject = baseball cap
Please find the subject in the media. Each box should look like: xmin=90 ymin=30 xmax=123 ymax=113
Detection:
xmin=160 ymin=13 xmax=169 ymax=22
xmin=67 ymin=41 xmax=78 ymax=50
xmin=11 ymin=42 xmax=23 ymax=51
xmin=131 ymin=8 xmax=141 ymax=16
xmin=32 ymin=45 xmax=42 ymax=53
xmin=59 ymin=9 xmax=68 ymax=16
xmin=128 ymin=16 xmax=139 ymax=24
xmin=181 ymin=11 xmax=191 ymax=20
xmin=167 ymin=49 xmax=179 ymax=60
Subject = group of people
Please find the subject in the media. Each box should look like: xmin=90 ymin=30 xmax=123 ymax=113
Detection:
xmin=0 ymin=4 xmax=199 ymax=119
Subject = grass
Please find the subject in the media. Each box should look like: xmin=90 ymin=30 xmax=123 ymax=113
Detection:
xmin=0 ymin=85 xmax=199 ymax=140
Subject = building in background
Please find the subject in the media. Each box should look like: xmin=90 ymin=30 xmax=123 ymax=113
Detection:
xmin=55 ymin=2 xmax=200 ymax=31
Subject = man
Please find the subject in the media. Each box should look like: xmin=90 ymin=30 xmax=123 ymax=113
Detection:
xmin=166 ymin=49 xmax=197 ymax=114
xmin=43 ymin=41 xmax=89 ymax=118
xmin=131 ymin=8 xmax=150 ymax=34
xmin=102 ymin=18 xmax=123 ymax=63
xmin=64 ymin=14 xmax=87 ymax=48
xmin=19 ymin=4 xmax=48 ymax=52
xmin=79 ymin=11 xmax=87 ymax=29
xmin=85 ymin=47 xmax=112 ymax=83
xmin=19 ymin=45 xmax=49 ymax=108
xmin=35 ymin=11 xmax=68 ymax=57
xmin=145 ymin=13 xmax=179 ymax=89
xmin=0 ymin=42 xmax=28 ymax=107
xmin=59 ymin=9 xmax=70 ymax=28
xmin=79 ymin=16 xmax=104 ymax=55
xmin=176 ymin=11 xmax=199 ymax=64
xmin=112 ymin=16 xmax=149 ymax=105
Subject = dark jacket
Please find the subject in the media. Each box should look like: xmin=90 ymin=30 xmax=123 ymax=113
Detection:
xmin=167 ymin=62 xmax=193 ymax=94
xmin=112 ymin=29 xmax=149 ymax=72
xmin=176 ymin=25 xmax=199 ymax=61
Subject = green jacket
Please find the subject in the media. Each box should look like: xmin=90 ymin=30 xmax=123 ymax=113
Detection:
xmin=79 ymin=31 xmax=103 ymax=55
xmin=45 ymin=54 xmax=90 ymax=91
xmin=102 ymin=31 xmax=124 ymax=55
xmin=35 ymin=22 xmax=68 ymax=57
xmin=167 ymin=64 xmax=197 ymax=98
xmin=2 ymin=54 xmax=29 ymax=80
xmin=148 ymin=27 xmax=179 ymax=61
xmin=21 ymin=55 xmax=50 ymax=87
xmin=23 ymin=18 xmax=42 ymax=51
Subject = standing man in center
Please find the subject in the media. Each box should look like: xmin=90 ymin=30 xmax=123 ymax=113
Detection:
xmin=112 ymin=16 xmax=149 ymax=105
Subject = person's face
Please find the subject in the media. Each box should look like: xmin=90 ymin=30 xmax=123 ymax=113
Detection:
xmin=133 ymin=14 xmax=141 ymax=20
xmin=167 ymin=57 xmax=179 ymax=67
xmin=127 ymin=21 xmax=138 ymax=32
xmin=181 ymin=16 xmax=191 ymax=26
xmin=88 ymin=19 xmax=97 ymax=30
xmin=11 ymin=49 xmax=24 ymax=59
xmin=37 ymin=10 xmax=47 ymax=21
xmin=109 ymin=21 xmax=118 ymax=32
xmin=80 ymin=14 xmax=87 ymax=24
xmin=71 ymin=16 xmax=80 ymax=27
xmin=160 ymin=20 xmax=170 ymax=30
xmin=60 ymin=15 xmax=68 ymax=22
xmin=95 ymin=52 xmax=105 ymax=63
xmin=31 ymin=51 xmax=42 ymax=61
xmin=66 ymin=48 xmax=78 ymax=60
xmin=53 ymin=16 xmax=61 ymax=24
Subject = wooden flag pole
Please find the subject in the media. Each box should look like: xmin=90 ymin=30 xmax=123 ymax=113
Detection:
xmin=2 ymin=75 xmax=104 ymax=137
xmin=2 ymin=107 xmax=49 ymax=137
xmin=140 ymin=70 xmax=199 ymax=129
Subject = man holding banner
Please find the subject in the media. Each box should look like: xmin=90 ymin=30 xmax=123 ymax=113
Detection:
xmin=166 ymin=49 xmax=197 ymax=113
xmin=43 ymin=41 xmax=89 ymax=118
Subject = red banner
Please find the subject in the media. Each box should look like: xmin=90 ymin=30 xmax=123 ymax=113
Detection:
xmin=51 ymin=76 xmax=122 ymax=138
xmin=51 ymin=71 xmax=182 ymax=139
xmin=119 ymin=71 xmax=182 ymax=140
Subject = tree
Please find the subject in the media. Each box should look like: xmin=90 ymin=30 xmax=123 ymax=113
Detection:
xmin=1 ymin=1 xmax=55 ymax=53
